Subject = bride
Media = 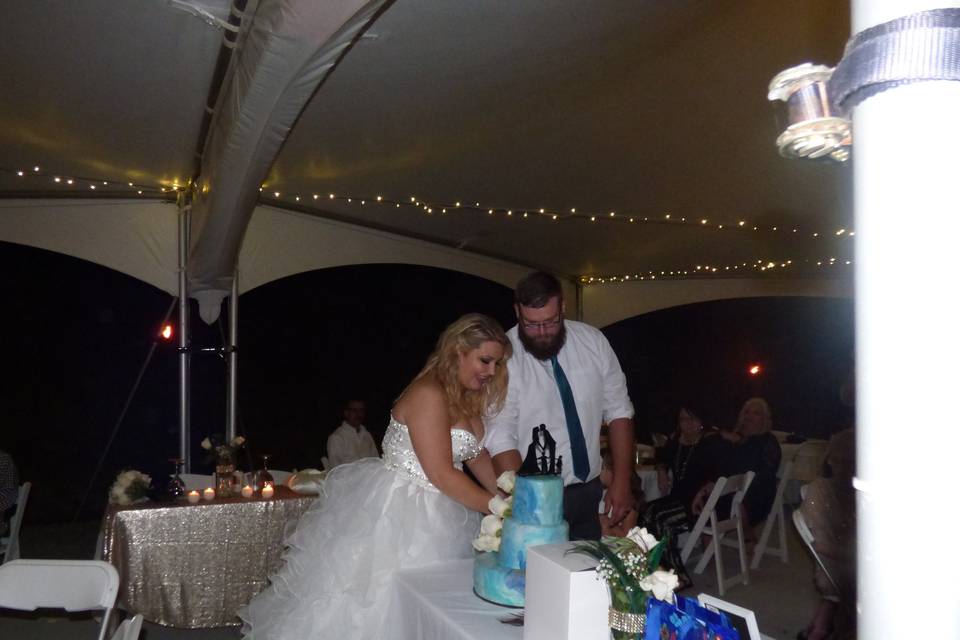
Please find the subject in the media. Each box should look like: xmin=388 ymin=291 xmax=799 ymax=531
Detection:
xmin=239 ymin=313 xmax=511 ymax=639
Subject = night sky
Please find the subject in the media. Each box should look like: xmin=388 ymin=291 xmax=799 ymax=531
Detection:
xmin=0 ymin=240 xmax=853 ymax=523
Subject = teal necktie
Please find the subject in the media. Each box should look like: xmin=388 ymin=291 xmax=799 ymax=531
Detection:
xmin=550 ymin=355 xmax=589 ymax=482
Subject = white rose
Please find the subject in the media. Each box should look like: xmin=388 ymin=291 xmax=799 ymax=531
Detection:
xmin=496 ymin=470 xmax=516 ymax=494
xmin=638 ymin=569 xmax=680 ymax=602
xmin=232 ymin=436 xmax=246 ymax=447
xmin=626 ymin=527 xmax=659 ymax=551
xmin=489 ymin=494 xmax=513 ymax=518
xmin=480 ymin=514 xmax=503 ymax=537
xmin=110 ymin=485 xmax=128 ymax=505
xmin=201 ymin=437 xmax=213 ymax=450
xmin=472 ymin=534 xmax=501 ymax=552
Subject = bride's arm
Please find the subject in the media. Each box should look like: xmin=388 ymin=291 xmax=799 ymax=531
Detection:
xmin=402 ymin=383 xmax=494 ymax=514
xmin=466 ymin=449 xmax=500 ymax=495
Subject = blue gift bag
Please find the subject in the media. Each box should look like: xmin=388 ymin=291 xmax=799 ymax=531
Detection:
xmin=644 ymin=595 xmax=740 ymax=640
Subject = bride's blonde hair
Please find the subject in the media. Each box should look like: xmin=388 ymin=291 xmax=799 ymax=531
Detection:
xmin=410 ymin=313 xmax=512 ymax=421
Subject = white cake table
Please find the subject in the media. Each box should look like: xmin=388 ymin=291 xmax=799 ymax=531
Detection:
xmin=389 ymin=559 xmax=523 ymax=640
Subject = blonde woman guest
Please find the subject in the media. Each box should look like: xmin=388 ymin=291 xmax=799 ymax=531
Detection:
xmin=726 ymin=397 xmax=782 ymax=531
xmin=240 ymin=314 xmax=511 ymax=640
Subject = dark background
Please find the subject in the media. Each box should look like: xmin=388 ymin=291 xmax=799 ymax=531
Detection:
xmin=0 ymin=240 xmax=854 ymax=523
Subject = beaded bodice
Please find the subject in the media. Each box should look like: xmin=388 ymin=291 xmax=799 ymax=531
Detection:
xmin=382 ymin=416 xmax=482 ymax=490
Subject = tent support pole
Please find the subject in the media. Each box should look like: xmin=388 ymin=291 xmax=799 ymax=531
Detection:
xmin=226 ymin=272 xmax=239 ymax=442
xmin=852 ymin=1 xmax=960 ymax=638
xmin=178 ymin=203 xmax=192 ymax=472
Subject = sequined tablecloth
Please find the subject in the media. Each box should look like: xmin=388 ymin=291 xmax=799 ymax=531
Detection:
xmin=100 ymin=486 xmax=317 ymax=628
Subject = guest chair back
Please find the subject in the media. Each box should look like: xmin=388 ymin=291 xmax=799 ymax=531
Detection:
xmin=1 ymin=481 xmax=31 ymax=563
xmin=750 ymin=459 xmax=793 ymax=569
xmin=268 ymin=469 xmax=293 ymax=485
xmin=0 ymin=559 xmax=120 ymax=640
xmin=178 ymin=473 xmax=214 ymax=491
xmin=680 ymin=472 xmax=756 ymax=596
xmin=792 ymin=508 xmax=840 ymax=594
xmin=110 ymin=613 xmax=144 ymax=640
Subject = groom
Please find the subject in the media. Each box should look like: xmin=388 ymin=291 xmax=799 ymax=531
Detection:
xmin=485 ymin=271 xmax=636 ymax=540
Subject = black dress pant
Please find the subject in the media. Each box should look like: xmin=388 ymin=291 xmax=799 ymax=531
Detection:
xmin=563 ymin=477 xmax=603 ymax=541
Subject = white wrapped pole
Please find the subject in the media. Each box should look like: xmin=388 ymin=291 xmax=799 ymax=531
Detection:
xmin=852 ymin=1 xmax=960 ymax=638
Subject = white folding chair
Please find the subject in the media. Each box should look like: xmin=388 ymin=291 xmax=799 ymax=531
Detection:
xmin=750 ymin=460 xmax=793 ymax=568
xmin=1 ymin=481 xmax=31 ymax=563
xmin=0 ymin=559 xmax=120 ymax=640
xmin=680 ymin=472 xmax=755 ymax=596
xmin=177 ymin=473 xmax=214 ymax=491
xmin=110 ymin=613 xmax=143 ymax=640
xmin=792 ymin=508 xmax=840 ymax=594
xmin=268 ymin=469 xmax=293 ymax=485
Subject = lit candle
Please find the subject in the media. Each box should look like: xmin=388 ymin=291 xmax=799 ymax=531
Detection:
xmin=241 ymin=485 xmax=254 ymax=498
xmin=186 ymin=490 xmax=200 ymax=504
xmin=203 ymin=487 xmax=216 ymax=501
xmin=261 ymin=484 xmax=274 ymax=499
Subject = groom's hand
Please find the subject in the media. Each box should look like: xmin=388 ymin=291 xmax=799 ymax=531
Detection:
xmin=603 ymin=475 xmax=632 ymax=525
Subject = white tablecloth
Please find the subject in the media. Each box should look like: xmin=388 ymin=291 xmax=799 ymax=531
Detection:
xmin=636 ymin=465 xmax=662 ymax=502
xmin=389 ymin=560 xmax=522 ymax=640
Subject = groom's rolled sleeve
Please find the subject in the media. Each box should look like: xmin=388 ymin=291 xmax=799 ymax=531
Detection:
xmin=600 ymin=336 xmax=634 ymax=423
xmin=483 ymin=403 xmax=519 ymax=457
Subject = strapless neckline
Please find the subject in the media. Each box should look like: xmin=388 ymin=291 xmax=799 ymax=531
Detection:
xmin=389 ymin=414 xmax=481 ymax=444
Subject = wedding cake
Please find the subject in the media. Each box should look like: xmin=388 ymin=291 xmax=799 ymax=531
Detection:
xmin=473 ymin=425 xmax=569 ymax=607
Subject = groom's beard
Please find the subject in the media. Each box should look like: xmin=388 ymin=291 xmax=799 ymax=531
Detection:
xmin=519 ymin=323 xmax=566 ymax=361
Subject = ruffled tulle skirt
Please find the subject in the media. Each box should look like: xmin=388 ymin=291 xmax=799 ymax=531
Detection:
xmin=239 ymin=458 xmax=480 ymax=639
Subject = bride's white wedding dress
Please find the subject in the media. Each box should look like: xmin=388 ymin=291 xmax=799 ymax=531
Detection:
xmin=239 ymin=417 xmax=482 ymax=639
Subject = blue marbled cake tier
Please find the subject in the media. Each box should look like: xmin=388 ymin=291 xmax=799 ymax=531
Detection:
xmin=472 ymin=474 xmax=568 ymax=606
xmin=512 ymin=475 xmax=564 ymax=525
xmin=498 ymin=518 xmax=569 ymax=570
xmin=473 ymin=551 xmax=525 ymax=607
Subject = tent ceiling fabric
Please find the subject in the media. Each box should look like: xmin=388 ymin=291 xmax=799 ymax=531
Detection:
xmin=187 ymin=0 xmax=389 ymax=323
xmin=1 ymin=0 xmax=854 ymax=309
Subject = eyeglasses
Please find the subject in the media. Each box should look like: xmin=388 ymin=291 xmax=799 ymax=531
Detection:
xmin=520 ymin=315 xmax=563 ymax=331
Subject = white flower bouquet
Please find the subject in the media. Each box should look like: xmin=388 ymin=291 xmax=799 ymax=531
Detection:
xmin=109 ymin=469 xmax=153 ymax=505
xmin=571 ymin=527 xmax=678 ymax=639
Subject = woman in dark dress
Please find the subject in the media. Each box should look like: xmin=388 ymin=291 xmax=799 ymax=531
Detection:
xmin=723 ymin=397 xmax=782 ymax=530
xmin=640 ymin=405 xmax=732 ymax=587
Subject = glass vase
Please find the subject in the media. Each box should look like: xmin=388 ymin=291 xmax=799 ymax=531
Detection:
xmin=215 ymin=452 xmax=236 ymax=498
xmin=608 ymin=607 xmax=646 ymax=639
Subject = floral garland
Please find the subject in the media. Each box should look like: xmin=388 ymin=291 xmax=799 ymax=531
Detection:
xmin=472 ymin=471 xmax=515 ymax=552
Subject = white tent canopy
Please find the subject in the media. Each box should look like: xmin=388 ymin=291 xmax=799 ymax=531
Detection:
xmin=1 ymin=0 xmax=854 ymax=326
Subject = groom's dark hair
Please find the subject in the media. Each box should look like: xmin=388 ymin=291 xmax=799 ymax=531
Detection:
xmin=515 ymin=271 xmax=563 ymax=308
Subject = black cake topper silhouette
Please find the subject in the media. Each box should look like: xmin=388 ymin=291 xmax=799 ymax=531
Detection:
xmin=518 ymin=424 xmax=562 ymax=476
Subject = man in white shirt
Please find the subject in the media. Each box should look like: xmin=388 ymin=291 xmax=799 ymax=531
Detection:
xmin=485 ymin=272 xmax=635 ymax=540
xmin=326 ymin=400 xmax=379 ymax=469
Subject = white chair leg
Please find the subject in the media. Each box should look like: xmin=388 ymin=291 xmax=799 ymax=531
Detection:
xmin=714 ymin=531 xmax=726 ymax=596
xmin=777 ymin=509 xmax=789 ymax=563
xmin=750 ymin=510 xmax=775 ymax=569
xmin=736 ymin=520 xmax=750 ymax=586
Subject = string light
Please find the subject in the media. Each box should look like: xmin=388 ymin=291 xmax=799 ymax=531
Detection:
xmin=580 ymin=257 xmax=852 ymax=284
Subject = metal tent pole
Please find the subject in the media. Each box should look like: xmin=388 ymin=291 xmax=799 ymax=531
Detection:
xmin=179 ymin=203 xmax=192 ymax=472
xmin=852 ymin=1 xmax=960 ymax=638
xmin=226 ymin=272 xmax=239 ymax=441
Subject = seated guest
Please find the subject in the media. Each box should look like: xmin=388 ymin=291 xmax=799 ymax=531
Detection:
xmin=799 ymin=428 xmax=856 ymax=640
xmin=598 ymin=450 xmax=645 ymax=537
xmin=326 ymin=399 xmax=379 ymax=469
xmin=640 ymin=404 xmax=732 ymax=587
xmin=723 ymin=397 xmax=782 ymax=534
xmin=0 ymin=448 xmax=18 ymax=535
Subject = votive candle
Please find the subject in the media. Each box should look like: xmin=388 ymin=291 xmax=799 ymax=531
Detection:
xmin=261 ymin=484 xmax=274 ymax=499
xmin=241 ymin=485 xmax=254 ymax=498
xmin=186 ymin=490 xmax=201 ymax=504
xmin=203 ymin=487 xmax=216 ymax=501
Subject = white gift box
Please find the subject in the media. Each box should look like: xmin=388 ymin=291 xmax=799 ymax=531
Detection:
xmin=523 ymin=541 xmax=610 ymax=640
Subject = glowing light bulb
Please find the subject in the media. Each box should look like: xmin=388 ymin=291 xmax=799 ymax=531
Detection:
xmin=748 ymin=364 xmax=762 ymax=376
